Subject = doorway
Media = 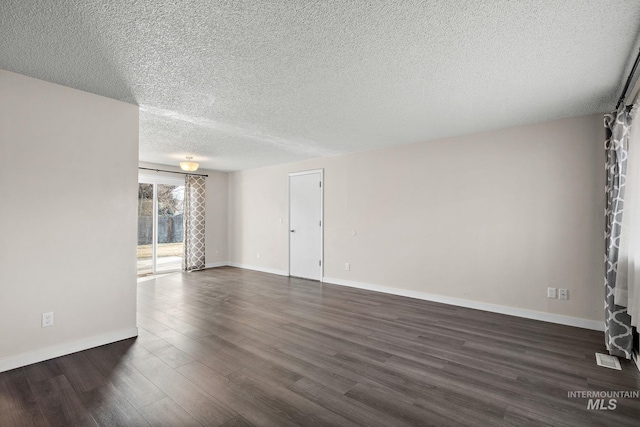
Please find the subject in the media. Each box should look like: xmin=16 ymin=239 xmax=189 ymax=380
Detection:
xmin=137 ymin=175 xmax=185 ymax=275
xmin=289 ymin=169 xmax=323 ymax=280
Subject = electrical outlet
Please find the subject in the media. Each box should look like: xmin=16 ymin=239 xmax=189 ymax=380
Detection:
xmin=345 ymin=263 xmax=350 ymax=271
xmin=42 ymin=312 xmax=54 ymax=327
xmin=558 ymin=289 xmax=569 ymax=300
xmin=547 ymin=287 xmax=557 ymax=298
xmin=257 ymin=253 xmax=260 ymax=258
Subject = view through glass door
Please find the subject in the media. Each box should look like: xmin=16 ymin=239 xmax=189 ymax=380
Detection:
xmin=137 ymin=183 xmax=154 ymax=275
xmin=137 ymin=177 xmax=185 ymax=275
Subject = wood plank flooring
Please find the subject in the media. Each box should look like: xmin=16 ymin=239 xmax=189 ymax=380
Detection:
xmin=2 ymin=266 xmax=639 ymax=426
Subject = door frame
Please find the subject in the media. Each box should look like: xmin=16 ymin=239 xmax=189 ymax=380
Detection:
xmin=288 ymin=169 xmax=324 ymax=281
xmin=138 ymin=173 xmax=186 ymax=275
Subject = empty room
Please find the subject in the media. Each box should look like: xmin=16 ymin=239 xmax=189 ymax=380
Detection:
xmin=2 ymin=1 xmax=640 ymax=426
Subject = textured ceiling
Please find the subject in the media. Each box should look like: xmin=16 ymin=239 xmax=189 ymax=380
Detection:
xmin=2 ymin=1 xmax=640 ymax=171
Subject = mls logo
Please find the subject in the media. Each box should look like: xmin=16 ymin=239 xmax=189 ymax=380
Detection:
xmin=568 ymin=388 xmax=638 ymax=409
xmin=587 ymin=399 xmax=617 ymax=410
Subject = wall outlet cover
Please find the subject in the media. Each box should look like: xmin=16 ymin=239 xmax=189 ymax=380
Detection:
xmin=42 ymin=312 xmax=54 ymax=327
xmin=559 ymin=289 xmax=569 ymax=300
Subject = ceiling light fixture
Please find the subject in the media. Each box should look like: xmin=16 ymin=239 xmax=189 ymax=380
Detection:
xmin=179 ymin=156 xmax=199 ymax=172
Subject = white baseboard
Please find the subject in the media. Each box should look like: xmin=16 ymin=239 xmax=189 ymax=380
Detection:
xmin=322 ymin=277 xmax=603 ymax=331
xmin=0 ymin=327 xmax=139 ymax=373
xmin=227 ymin=262 xmax=288 ymax=277
xmin=205 ymin=262 xmax=229 ymax=269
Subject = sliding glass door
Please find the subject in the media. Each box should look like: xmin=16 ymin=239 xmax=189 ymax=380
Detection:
xmin=156 ymin=183 xmax=185 ymax=272
xmin=137 ymin=176 xmax=185 ymax=275
xmin=137 ymin=183 xmax=154 ymax=275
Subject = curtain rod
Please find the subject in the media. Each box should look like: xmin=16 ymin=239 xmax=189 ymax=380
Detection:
xmin=138 ymin=167 xmax=208 ymax=177
xmin=616 ymin=47 xmax=640 ymax=110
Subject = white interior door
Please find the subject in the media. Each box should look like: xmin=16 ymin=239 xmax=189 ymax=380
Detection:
xmin=289 ymin=170 xmax=323 ymax=280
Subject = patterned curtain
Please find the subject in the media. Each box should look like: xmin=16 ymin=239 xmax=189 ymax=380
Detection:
xmin=604 ymin=108 xmax=634 ymax=359
xmin=183 ymin=175 xmax=206 ymax=271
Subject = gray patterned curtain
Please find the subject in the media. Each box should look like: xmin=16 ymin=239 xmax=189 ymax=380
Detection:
xmin=183 ymin=175 xmax=206 ymax=271
xmin=604 ymin=108 xmax=634 ymax=359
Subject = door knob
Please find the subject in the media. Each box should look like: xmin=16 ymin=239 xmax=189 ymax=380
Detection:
xmin=290 ymin=229 xmax=295 ymax=232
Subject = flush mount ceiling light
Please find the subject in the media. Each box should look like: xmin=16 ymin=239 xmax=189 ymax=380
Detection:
xmin=179 ymin=156 xmax=199 ymax=172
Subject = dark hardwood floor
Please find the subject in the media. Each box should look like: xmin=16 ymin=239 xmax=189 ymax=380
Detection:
xmin=2 ymin=267 xmax=640 ymax=426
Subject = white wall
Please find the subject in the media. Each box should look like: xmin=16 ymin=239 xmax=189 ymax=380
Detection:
xmin=138 ymin=162 xmax=228 ymax=266
xmin=0 ymin=70 xmax=139 ymax=371
xmin=228 ymin=114 xmax=605 ymax=327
